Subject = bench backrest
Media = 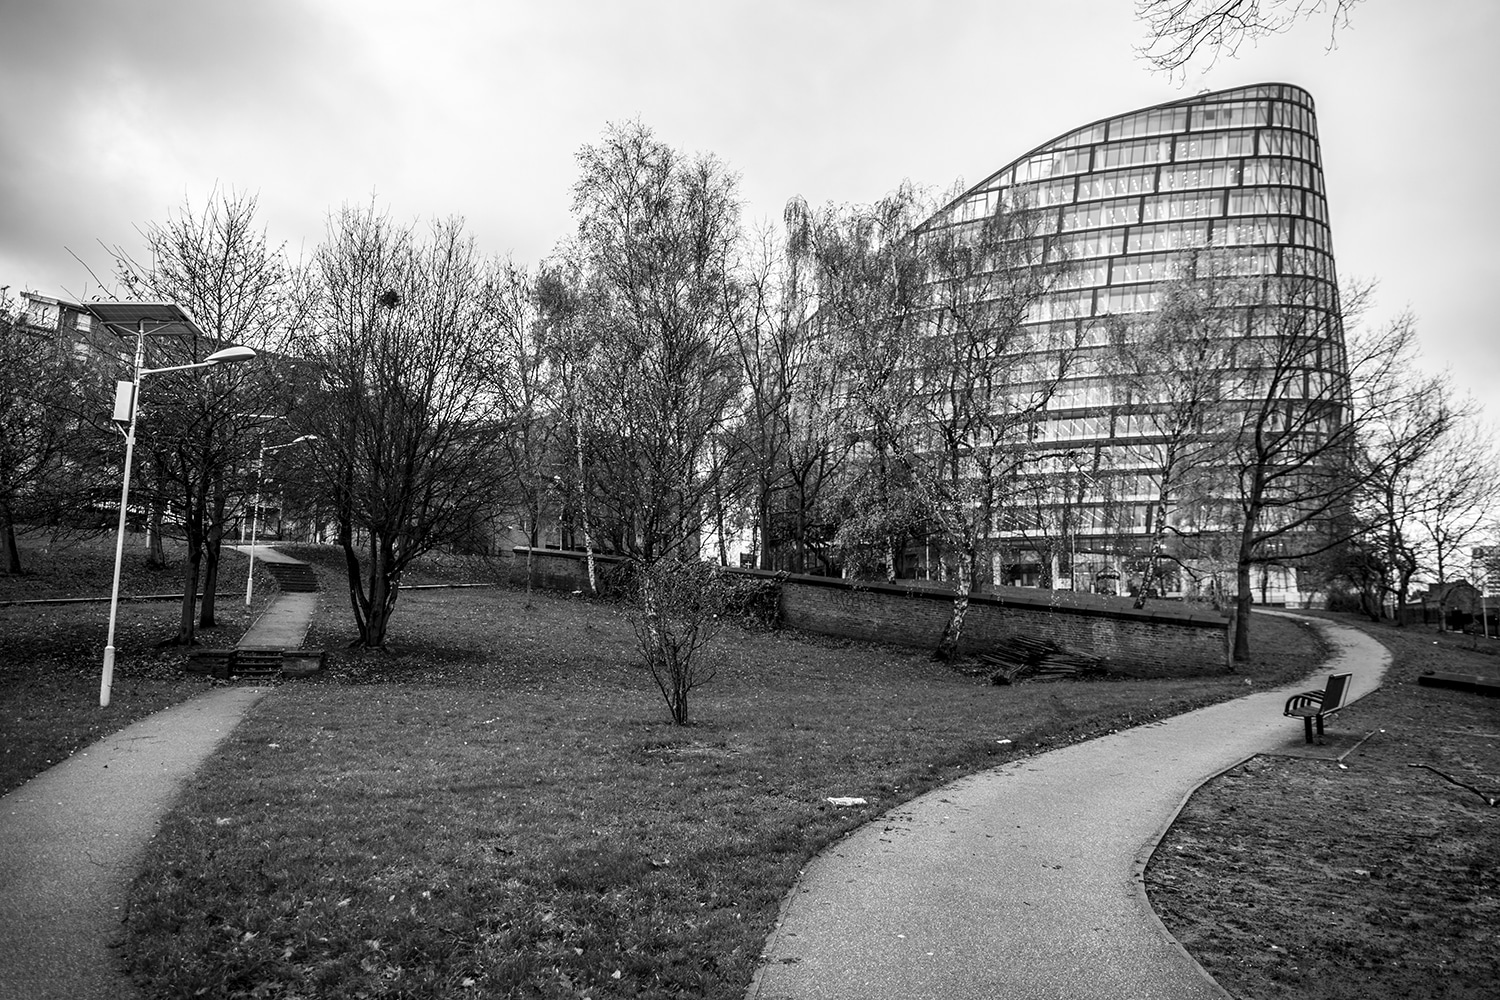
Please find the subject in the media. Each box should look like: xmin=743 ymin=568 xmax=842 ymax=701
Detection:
xmin=1323 ymin=671 xmax=1353 ymax=710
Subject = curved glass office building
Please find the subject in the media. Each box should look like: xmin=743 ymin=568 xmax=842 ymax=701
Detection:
xmin=926 ymin=83 xmax=1343 ymax=603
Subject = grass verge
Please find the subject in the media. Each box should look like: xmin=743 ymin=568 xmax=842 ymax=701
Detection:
xmin=0 ymin=529 xmax=280 ymax=794
xmin=1147 ymin=614 xmax=1500 ymax=999
xmin=119 ymin=583 xmax=1322 ymax=999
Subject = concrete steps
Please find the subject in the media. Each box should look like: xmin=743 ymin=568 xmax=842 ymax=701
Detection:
xmin=263 ymin=561 xmax=318 ymax=593
xmin=185 ymin=647 xmax=325 ymax=679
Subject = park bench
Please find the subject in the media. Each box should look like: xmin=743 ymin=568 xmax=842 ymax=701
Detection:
xmin=1283 ymin=671 xmax=1353 ymax=744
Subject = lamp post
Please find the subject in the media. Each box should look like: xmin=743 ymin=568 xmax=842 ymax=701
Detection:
xmin=244 ymin=435 xmax=318 ymax=605
xmin=93 ymin=305 xmax=255 ymax=708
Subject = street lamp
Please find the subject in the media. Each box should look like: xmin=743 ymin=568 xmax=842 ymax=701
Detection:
xmin=88 ymin=303 xmax=256 ymax=708
xmin=244 ymin=435 xmax=318 ymax=605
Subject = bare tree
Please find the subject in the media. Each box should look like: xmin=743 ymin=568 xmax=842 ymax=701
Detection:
xmin=628 ymin=558 xmax=728 ymax=725
xmin=564 ymin=121 xmax=746 ymax=562
xmin=1007 ymin=448 xmax=1120 ymax=591
xmin=1225 ymin=279 xmax=1445 ymax=659
xmin=492 ymin=259 xmax=562 ymax=602
xmin=295 ymin=206 xmax=509 ymax=648
xmin=1136 ymin=0 xmax=1364 ymax=74
xmin=723 ymin=218 xmax=855 ymax=573
xmin=1416 ymin=416 xmax=1500 ymax=590
xmin=1107 ymin=249 xmax=1253 ymax=606
xmin=908 ymin=189 xmax=1080 ymax=659
xmin=789 ymin=184 xmax=933 ymax=582
xmin=535 ymin=254 xmax=604 ymax=591
xmin=1354 ymin=360 xmax=1459 ymax=617
xmin=109 ymin=189 xmax=298 ymax=642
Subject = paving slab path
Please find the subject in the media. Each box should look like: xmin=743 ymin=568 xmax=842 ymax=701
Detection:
xmin=749 ymin=614 xmax=1390 ymax=1000
xmin=0 ymin=686 xmax=269 ymax=1000
xmin=235 ymin=545 xmax=319 ymax=650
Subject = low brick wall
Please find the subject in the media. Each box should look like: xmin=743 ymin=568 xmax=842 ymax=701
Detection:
xmin=508 ymin=547 xmax=629 ymax=593
xmin=510 ymin=548 xmax=1231 ymax=675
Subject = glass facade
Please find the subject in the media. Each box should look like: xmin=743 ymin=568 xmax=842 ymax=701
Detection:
xmin=924 ymin=83 xmax=1343 ymax=599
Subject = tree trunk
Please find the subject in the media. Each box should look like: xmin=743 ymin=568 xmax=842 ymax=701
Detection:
xmin=935 ymin=549 xmax=974 ymax=662
xmin=175 ymin=549 xmax=202 ymax=646
xmin=524 ymin=513 xmax=537 ymax=608
xmin=1232 ymin=520 xmax=1255 ymax=662
xmin=146 ymin=495 xmax=168 ymax=569
xmin=338 ymin=520 xmax=369 ymax=641
xmin=199 ymin=490 xmax=228 ymax=628
xmin=757 ymin=483 xmax=774 ymax=571
xmin=200 ymin=541 xmax=220 ymax=628
xmin=1 ymin=516 xmax=22 ymax=575
xmin=1135 ymin=497 xmax=1170 ymax=609
xmin=575 ymin=425 xmax=597 ymax=594
xmin=363 ymin=570 xmax=393 ymax=648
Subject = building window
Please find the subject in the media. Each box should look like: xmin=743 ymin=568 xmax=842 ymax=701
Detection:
xmin=1097 ymin=138 xmax=1173 ymax=170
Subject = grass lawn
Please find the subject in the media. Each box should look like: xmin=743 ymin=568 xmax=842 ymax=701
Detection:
xmin=114 ymin=567 xmax=1325 ymax=1000
xmin=1147 ymin=615 xmax=1500 ymax=999
xmin=0 ymin=529 xmax=281 ymax=794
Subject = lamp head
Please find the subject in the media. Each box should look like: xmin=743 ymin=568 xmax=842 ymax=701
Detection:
xmin=205 ymin=345 xmax=256 ymax=365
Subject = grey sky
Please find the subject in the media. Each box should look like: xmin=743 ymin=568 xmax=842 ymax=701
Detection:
xmin=1 ymin=0 xmax=1495 ymax=409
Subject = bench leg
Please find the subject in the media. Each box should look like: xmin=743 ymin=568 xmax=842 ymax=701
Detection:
xmin=1315 ymin=714 xmax=1325 ymax=742
xmin=1303 ymin=716 xmax=1314 ymax=744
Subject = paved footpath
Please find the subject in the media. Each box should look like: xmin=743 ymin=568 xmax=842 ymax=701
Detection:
xmin=235 ymin=544 xmax=318 ymax=649
xmin=0 ymin=546 xmax=314 ymax=998
xmin=0 ymin=687 xmax=270 ymax=1000
xmin=749 ymin=615 xmax=1390 ymax=1000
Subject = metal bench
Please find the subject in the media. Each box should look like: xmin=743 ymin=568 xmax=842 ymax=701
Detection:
xmin=1283 ymin=671 xmax=1353 ymax=744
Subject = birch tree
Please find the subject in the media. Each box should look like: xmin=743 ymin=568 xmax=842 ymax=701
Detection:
xmin=493 ymin=259 xmax=561 ymax=600
xmin=724 ymin=218 xmax=853 ymax=572
xmin=790 ymin=185 xmax=933 ymax=581
xmin=564 ymin=121 xmax=746 ymax=562
xmin=1107 ymin=249 xmax=1253 ymax=607
xmin=909 ymin=189 xmax=1079 ymax=659
xmin=535 ymin=255 xmax=603 ymax=591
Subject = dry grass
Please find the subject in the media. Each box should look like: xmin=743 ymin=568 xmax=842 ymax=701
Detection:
xmin=1147 ymin=615 xmax=1500 ymax=999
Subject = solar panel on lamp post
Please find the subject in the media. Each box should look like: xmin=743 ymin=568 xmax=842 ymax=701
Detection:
xmin=87 ymin=303 xmax=255 ymax=708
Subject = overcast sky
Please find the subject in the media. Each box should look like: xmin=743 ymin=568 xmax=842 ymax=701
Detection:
xmin=2 ymin=0 xmax=1495 ymax=410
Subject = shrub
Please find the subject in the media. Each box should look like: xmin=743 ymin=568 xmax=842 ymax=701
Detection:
xmin=720 ymin=572 xmax=786 ymax=631
xmin=627 ymin=559 xmax=727 ymax=725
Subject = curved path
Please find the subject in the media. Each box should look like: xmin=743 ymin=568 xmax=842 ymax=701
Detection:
xmin=749 ymin=615 xmax=1389 ymax=1000
xmin=0 ymin=687 xmax=269 ymax=1000
xmin=0 ymin=547 xmax=316 ymax=999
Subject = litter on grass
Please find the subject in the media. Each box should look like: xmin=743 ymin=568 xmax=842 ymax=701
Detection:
xmin=826 ymin=796 xmax=868 ymax=807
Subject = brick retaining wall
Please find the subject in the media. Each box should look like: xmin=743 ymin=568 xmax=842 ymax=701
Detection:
xmin=510 ymin=547 xmax=1231 ymax=675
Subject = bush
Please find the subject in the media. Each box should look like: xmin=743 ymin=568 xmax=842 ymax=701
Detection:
xmin=627 ymin=559 xmax=728 ymax=725
xmin=720 ymin=572 xmax=786 ymax=631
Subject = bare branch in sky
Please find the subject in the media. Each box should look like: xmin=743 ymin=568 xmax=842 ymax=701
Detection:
xmin=1135 ymin=0 xmax=1363 ymax=75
